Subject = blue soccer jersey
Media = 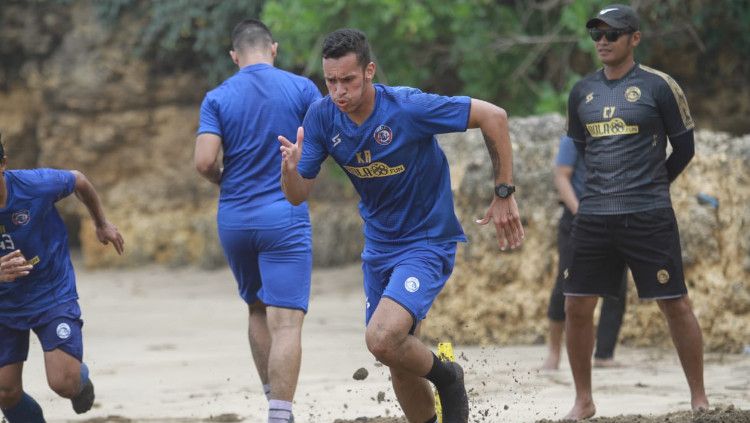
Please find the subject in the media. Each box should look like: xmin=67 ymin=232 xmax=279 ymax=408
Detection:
xmin=0 ymin=169 xmax=77 ymax=317
xmin=298 ymin=84 xmax=470 ymax=247
xmin=198 ymin=63 xmax=322 ymax=230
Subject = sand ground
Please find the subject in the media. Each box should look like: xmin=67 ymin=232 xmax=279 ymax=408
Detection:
xmin=17 ymin=263 xmax=750 ymax=422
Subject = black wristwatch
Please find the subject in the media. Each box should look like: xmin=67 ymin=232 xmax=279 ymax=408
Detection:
xmin=494 ymin=183 xmax=516 ymax=198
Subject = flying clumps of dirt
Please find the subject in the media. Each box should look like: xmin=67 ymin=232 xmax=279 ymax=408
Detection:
xmin=352 ymin=367 xmax=369 ymax=380
xmin=333 ymin=406 xmax=750 ymax=423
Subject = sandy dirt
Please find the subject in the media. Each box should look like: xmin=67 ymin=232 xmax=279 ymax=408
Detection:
xmin=16 ymin=263 xmax=750 ymax=423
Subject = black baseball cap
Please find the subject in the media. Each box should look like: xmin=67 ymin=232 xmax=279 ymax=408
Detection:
xmin=586 ymin=4 xmax=640 ymax=31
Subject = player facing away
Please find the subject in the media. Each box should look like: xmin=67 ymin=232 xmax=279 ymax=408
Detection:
xmin=194 ymin=19 xmax=321 ymax=423
xmin=563 ymin=4 xmax=708 ymax=420
xmin=279 ymin=29 xmax=524 ymax=423
xmin=0 ymin=134 xmax=125 ymax=422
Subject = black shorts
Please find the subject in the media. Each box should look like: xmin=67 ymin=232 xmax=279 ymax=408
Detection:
xmin=548 ymin=207 xmax=627 ymax=321
xmin=565 ymin=208 xmax=687 ymax=300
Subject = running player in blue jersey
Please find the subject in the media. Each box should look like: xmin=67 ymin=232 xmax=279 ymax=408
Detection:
xmin=563 ymin=4 xmax=708 ymax=420
xmin=278 ymin=29 xmax=524 ymax=423
xmin=194 ymin=19 xmax=321 ymax=423
xmin=0 ymin=134 xmax=124 ymax=422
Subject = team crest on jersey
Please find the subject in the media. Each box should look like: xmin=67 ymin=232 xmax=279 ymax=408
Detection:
xmin=625 ymin=86 xmax=641 ymax=102
xmin=11 ymin=210 xmax=30 ymax=226
xmin=373 ymin=125 xmax=393 ymax=145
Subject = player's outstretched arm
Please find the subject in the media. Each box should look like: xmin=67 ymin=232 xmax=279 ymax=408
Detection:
xmin=0 ymin=250 xmax=33 ymax=282
xmin=468 ymin=98 xmax=524 ymax=251
xmin=278 ymin=126 xmax=316 ymax=206
xmin=194 ymin=133 xmax=223 ymax=185
xmin=72 ymin=170 xmax=125 ymax=255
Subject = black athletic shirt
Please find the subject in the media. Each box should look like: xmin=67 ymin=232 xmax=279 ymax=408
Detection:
xmin=567 ymin=63 xmax=694 ymax=214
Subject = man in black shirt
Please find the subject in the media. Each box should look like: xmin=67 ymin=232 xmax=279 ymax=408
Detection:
xmin=563 ymin=4 xmax=709 ymax=420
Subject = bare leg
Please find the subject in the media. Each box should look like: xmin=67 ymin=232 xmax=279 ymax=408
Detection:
xmin=248 ymin=301 xmax=272 ymax=386
xmin=387 ymin=323 xmax=435 ymax=422
xmin=0 ymin=362 xmax=23 ymax=409
xmin=542 ymin=320 xmax=565 ymax=370
xmin=656 ymin=296 xmax=709 ymax=411
xmin=366 ymin=299 xmax=437 ymax=422
xmin=564 ymin=295 xmax=598 ymax=420
xmin=43 ymin=349 xmax=83 ymax=398
xmin=266 ymin=306 xmax=305 ymax=401
xmin=594 ymin=271 xmax=627 ymax=367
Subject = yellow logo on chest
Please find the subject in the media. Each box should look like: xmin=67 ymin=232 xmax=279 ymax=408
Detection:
xmin=586 ymin=118 xmax=639 ymax=137
xmin=344 ymin=162 xmax=405 ymax=178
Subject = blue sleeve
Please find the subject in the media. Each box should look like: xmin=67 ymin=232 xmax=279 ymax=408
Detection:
xmin=36 ymin=169 xmax=76 ymax=202
xmin=297 ymin=103 xmax=328 ymax=179
xmin=555 ymin=135 xmax=579 ymax=167
xmin=402 ymin=89 xmax=471 ymax=138
xmin=197 ymin=94 xmax=222 ymax=137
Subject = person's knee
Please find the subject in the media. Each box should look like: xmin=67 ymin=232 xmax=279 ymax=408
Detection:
xmin=0 ymin=383 xmax=22 ymax=409
xmin=365 ymin=324 xmax=404 ymax=363
xmin=657 ymin=296 xmax=692 ymax=319
xmin=248 ymin=301 xmax=267 ymax=316
xmin=565 ymin=298 xmax=595 ymax=321
xmin=267 ymin=308 xmax=304 ymax=335
xmin=47 ymin=366 xmax=80 ymax=398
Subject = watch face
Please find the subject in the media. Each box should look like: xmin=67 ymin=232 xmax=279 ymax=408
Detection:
xmin=495 ymin=184 xmax=514 ymax=198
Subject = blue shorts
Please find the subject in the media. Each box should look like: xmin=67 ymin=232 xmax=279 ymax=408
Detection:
xmin=218 ymin=222 xmax=312 ymax=312
xmin=0 ymin=300 xmax=84 ymax=367
xmin=361 ymin=242 xmax=457 ymax=330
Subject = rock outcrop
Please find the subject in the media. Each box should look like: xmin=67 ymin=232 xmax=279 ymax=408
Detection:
xmin=423 ymin=114 xmax=750 ymax=353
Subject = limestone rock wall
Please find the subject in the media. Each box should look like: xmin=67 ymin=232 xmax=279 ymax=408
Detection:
xmin=0 ymin=1 xmax=362 ymax=269
xmin=422 ymin=114 xmax=750 ymax=353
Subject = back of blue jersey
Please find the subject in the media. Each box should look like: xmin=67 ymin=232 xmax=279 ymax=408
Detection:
xmin=299 ymin=84 xmax=470 ymax=247
xmin=0 ymin=169 xmax=77 ymax=317
xmin=198 ymin=64 xmax=321 ymax=229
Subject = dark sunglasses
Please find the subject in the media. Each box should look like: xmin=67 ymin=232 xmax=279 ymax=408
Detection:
xmin=589 ymin=28 xmax=632 ymax=42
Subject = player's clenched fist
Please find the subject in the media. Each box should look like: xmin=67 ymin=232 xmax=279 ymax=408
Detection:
xmin=0 ymin=249 xmax=33 ymax=282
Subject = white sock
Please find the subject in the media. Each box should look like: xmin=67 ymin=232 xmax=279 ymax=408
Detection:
xmin=268 ymin=399 xmax=293 ymax=423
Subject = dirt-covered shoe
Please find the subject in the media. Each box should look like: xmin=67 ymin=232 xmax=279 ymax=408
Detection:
xmin=71 ymin=379 xmax=95 ymax=414
xmin=436 ymin=362 xmax=469 ymax=423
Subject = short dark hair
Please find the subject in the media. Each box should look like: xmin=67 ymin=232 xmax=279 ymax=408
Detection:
xmin=322 ymin=28 xmax=372 ymax=67
xmin=231 ymin=19 xmax=273 ymax=52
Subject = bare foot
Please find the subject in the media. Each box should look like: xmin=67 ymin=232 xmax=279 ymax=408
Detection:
xmin=541 ymin=354 xmax=560 ymax=371
xmin=691 ymin=397 xmax=709 ymax=412
xmin=564 ymin=401 xmax=596 ymax=421
xmin=593 ymin=358 xmax=622 ymax=368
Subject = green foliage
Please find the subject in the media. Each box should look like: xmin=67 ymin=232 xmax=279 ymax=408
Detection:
xmin=261 ymin=0 xmax=614 ymax=114
xmin=91 ymin=0 xmax=263 ymax=84
xmin=84 ymin=0 xmax=750 ymax=119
